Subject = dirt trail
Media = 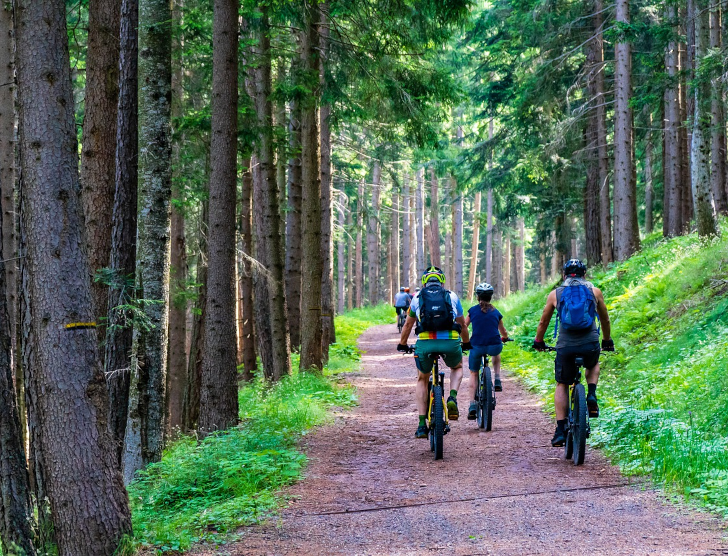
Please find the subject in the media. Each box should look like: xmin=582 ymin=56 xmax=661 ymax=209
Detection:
xmin=198 ymin=325 xmax=726 ymax=555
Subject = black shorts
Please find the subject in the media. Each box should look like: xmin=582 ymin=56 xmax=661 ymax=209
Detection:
xmin=554 ymin=342 xmax=600 ymax=384
xmin=395 ymin=307 xmax=408 ymax=316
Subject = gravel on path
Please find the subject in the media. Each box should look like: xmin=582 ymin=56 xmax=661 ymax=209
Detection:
xmin=194 ymin=324 xmax=727 ymax=555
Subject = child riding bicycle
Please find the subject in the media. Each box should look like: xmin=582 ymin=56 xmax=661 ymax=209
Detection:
xmin=464 ymin=282 xmax=510 ymax=420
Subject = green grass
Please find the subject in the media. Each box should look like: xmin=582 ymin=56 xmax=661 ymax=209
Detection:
xmin=129 ymin=304 xmax=393 ymax=553
xmin=499 ymin=219 xmax=728 ymax=515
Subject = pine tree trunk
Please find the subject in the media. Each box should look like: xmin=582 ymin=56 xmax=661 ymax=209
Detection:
xmin=692 ymin=0 xmax=719 ymax=236
xmin=584 ymin=50 xmax=602 ymax=265
xmin=355 ymin=179 xmax=363 ymax=308
xmin=593 ymin=0 xmax=613 ymax=263
xmin=346 ymin=205 xmax=353 ymax=310
xmin=239 ymin=161 xmax=256 ymax=380
xmin=252 ymin=8 xmax=291 ymax=379
xmin=453 ymin=191 xmax=463 ymax=297
xmin=517 ymin=217 xmax=525 ymax=291
xmin=685 ymin=0 xmax=697 ymax=226
xmin=105 ymin=0 xmax=138 ymax=460
xmin=199 ymin=0 xmax=239 ymax=434
xmin=503 ymin=232 xmax=511 ymax=297
xmin=444 ymin=203 xmax=452 ymax=285
xmin=613 ymin=0 xmax=640 ymax=261
xmin=664 ymin=3 xmax=683 ymax=237
xmin=367 ymin=162 xmax=381 ymax=304
xmin=409 ymin=176 xmax=417 ymax=286
xmin=80 ymin=0 xmax=121 ymax=325
xmin=15 ymin=0 xmax=132 ymax=550
xmin=467 ymin=191 xmax=481 ymax=298
xmin=402 ymin=174 xmax=411 ymax=289
xmin=337 ymin=195 xmax=345 ymax=314
xmin=644 ymin=110 xmax=655 ymax=235
xmin=492 ymin=228 xmax=502 ymax=298
xmin=485 ymin=189 xmax=493 ymax=283
xmin=299 ymin=1 xmax=323 ymax=371
xmin=415 ymin=167 xmax=425 ymax=275
xmin=182 ymin=201 xmax=207 ymax=432
xmin=123 ymin=0 xmax=173 ymax=479
xmin=709 ymin=4 xmax=728 ymax=214
xmin=167 ymin=0 xmax=186 ymax=434
xmin=429 ymin=166 xmax=441 ymax=267
xmin=285 ymin=100 xmax=302 ymax=348
xmin=391 ymin=183 xmax=400 ymax=297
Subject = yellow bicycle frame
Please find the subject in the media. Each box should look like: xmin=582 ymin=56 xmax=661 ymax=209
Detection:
xmin=427 ymin=355 xmax=449 ymax=427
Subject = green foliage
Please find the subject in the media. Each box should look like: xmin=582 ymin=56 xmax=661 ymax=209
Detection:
xmin=500 ymin=220 xmax=728 ymax=513
xmin=128 ymin=305 xmax=390 ymax=552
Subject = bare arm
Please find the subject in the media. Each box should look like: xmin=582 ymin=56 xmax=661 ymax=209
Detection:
xmin=593 ymin=288 xmax=611 ymax=341
xmin=456 ymin=315 xmax=470 ymax=342
xmin=399 ymin=314 xmax=417 ymax=345
xmin=464 ymin=314 xmax=471 ymax=328
xmin=534 ymin=290 xmax=557 ymax=342
xmin=498 ymin=319 xmax=508 ymax=339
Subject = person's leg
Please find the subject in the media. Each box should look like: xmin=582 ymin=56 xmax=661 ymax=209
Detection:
xmin=413 ymin=343 xmax=435 ymax=436
xmin=585 ymin=362 xmax=600 ymax=386
xmin=552 ymin=348 xmax=575 ymax=446
xmin=554 ymin=383 xmax=569 ymax=420
xmin=449 ymin=364 xmax=463 ymax=392
xmin=416 ymin=371 xmax=430 ymax=416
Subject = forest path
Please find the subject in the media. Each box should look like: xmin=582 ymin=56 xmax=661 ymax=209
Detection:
xmin=200 ymin=324 xmax=726 ymax=555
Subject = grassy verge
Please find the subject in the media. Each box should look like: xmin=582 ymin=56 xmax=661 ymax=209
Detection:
xmin=129 ymin=304 xmax=394 ymax=553
xmin=499 ymin=220 xmax=728 ymax=515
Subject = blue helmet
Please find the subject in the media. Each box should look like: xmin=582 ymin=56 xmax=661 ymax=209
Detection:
xmin=563 ymin=259 xmax=587 ymax=277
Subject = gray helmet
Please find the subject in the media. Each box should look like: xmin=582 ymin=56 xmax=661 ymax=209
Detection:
xmin=399 ymin=286 xmax=405 ymax=292
xmin=475 ymin=282 xmax=494 ymax=295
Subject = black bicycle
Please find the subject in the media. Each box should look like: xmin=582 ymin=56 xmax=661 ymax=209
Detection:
xmin=397 ymin=309 xmax=407 ymax=333
xmin=471 ymin=339 xmax=512 ymax=431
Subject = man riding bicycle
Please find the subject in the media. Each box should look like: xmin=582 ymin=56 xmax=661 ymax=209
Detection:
xmin=393 ymin=286 xmax=412 ymax=324
xmin=532 ymin=259 xmax=614 ymax=447
xmin=397 ymin=266 xmax=471 ymax=438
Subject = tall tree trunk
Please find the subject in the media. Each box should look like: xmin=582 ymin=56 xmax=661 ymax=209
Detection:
xmin=692 ymin=0 xmax=719 ymax=236
xmin=492 ymin=228 xmax=502 ymax=298
xmin=664 ymin=3 xmax=683 ymax=237
xmin=199 ymin=0 xmax=239 ymax=434
xmin=15 ymin=0 xmax=132 ymax=550
xmin=182 ymin=201 xmax=207 ymax=431
xmin=252 ymin=8 xmax=291 ymax=380
xmin=285 ymin=101 xmax=302 ymax=348
xmin=355 ymin=179 xmax=363 ymax=308
xmin=391 ymin=182 xmax=400 ymax=299
xmin=503 ymin=231 xmax=511 ymax=297
xmin=346 ymin=204 xmax=353 ymax=311
xmin=516 ymin=217 xmax=525 ymax=291
xmin=337 ymin=194 xmax=345 ymax=314
xmin=467 ymin=191 xmax=481 ymax=298
xmin=613 ymin=0 xmax=640 ymax=261
xmin=123 ymin=0 xmax=173 ymax=479
xmin=299 ymin=1 xmax=323 ymax=371
xmin=105 ymin=0 xmax=138 ymax=459
xmin=644 ymin=109 xmax=655 ymax=235
xmin=80 ymin=0 xmax=121 ymax=325
xmin=485 ymin=189 xmax=493 ymax=283
xmin=239 ymin=161 xmax=256 ymax=379
xmin=167 ymin=0 xmax=186 ymax=434
xmin=685 ymin=0 xmax=697 ymax=226
xmin=402 ymin=174 xmax=411 ymax=289
xmin=415 ymin=167 xmax=425 ymax=275
xmin=584 ymin=48 xmax=602 ymax=266
xmin=367 ymin=162 xmax=381 ymax=304
xmin=453 ymin=190 xmax=463 ymax=297
xmin=429 ymin=166 xmax=441 ymax=267
xmin=709 ymin=4 xmax=728 ymax=214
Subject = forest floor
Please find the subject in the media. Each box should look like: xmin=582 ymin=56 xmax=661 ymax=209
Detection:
xmin=194 ymin=324 xmax=728 ymax=556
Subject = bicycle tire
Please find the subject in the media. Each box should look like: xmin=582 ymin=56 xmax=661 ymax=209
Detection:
xmin=572 ymin=383 xmax=587 ymax=465
xmin=432 ymin=384 xmax=445 ymax=460
xmin=564 ymin=406 xmax=574 ymax=460
xmin=476 ymin=367 xmax=485 ymax=428
xmin=483 ymin=366 xmax=494 ymax=431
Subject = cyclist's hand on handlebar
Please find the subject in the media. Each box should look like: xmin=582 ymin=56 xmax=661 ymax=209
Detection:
xmin=397 ymin=343 xmax=411 ymax=353
xmin=461 ymin=341 xmax=472 ymax=352
xmin=502 ymin=337 xmax=513 ymax=343
xmin=532 ymin=339 xmax=547 ymax=352
xmin=601 ymin=338 xmax=615 ymax=352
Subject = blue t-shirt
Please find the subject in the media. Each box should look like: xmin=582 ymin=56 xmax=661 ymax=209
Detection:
xmin=468 ymin=305 xmax=502 ymax=347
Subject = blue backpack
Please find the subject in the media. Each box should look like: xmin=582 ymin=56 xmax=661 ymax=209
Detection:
xmin=554 ymin=284 xmax=598 ymax=338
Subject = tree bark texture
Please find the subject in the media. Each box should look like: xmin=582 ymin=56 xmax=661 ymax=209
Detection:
xmin=346 ymin=204 xmax=353 ymax=311
xmin=391 ymin=184 xmax=400 ymax=298
xmin=585 ymin=24 xmax=602 ymax=266
xmin=167 ymin=0 xmax=186 ymax=434
xmin=644 ymin=109 xmax=654 ymax=235
xmin=402 ymin=174 xmax=411 ymax=290
xmin=320 ymin=108 xmax=334 ymax=357
xmin=428 ymin=166 xmax=441 ymax=267
xmin=415 ymin=167 xmax=425 ymax=276
xmin=105 ymin=0 xmax=138 ymax=460
xmin=492 ymin=229 xmax=502 ymax=298
xmin=613 ymin=0 xmax=640 ymax=261
xmin=199 ymin=0 xmax=239 ymax=434
xmin=337 ymin=195 xmax=345 ymax=315
xmin=503 ymin=232 xmax=511 ymax=298
xmin=367 ymin=162 xmax=381 ymax=304
xmin=664 ymin=3 xmax=684 ymax=237
xmin=80 ymin=0 xmax=121 ymax=326
xmin=467 ymin=191 xmax=481 ymax=298
xmin=453 ymin=188 xmax=463 ymax=297
xmin=355 ymin=179 xmax=363 ymax=307
xmin=285 ymin=100 xmax=302 ymax=348
xmin=15 ymin=0 xmax=132 ymax=551
xmin=709 ymin=4 xmax=727 ymax=214
xmin=685 ymin=0 xmax=697 ymax=225
xmin=485 ymin=189 xmax=493 ymax=283
xmin=123 ymin=0 xmax=173 ymax=479
xmin=593 ymin=0 xmax=612 ymax=263
xmin=252 ymin=8 xmax=291 ymax=379
xmin=692 ymin=0 xmax=719 ymax=236
xmin=239 ymin=161 xmax=256 ymax=379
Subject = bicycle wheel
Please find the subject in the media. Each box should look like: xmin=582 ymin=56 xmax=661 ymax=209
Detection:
xmin=428 ymin=382 xmax=435 ymax=452
xmin=564 ymin=406 xmax=574 ymax=460
xmin=572 ymin=383 xmax=587 ymax=465
xmin=431 ymin=384 xmax=445 ymax=460
xmin=481 ymin=366 xmax=494 ymax=431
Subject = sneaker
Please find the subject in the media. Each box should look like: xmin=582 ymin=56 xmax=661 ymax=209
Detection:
xmin=415 ymin=424 xmax=429 ymax=439
xmin=587 ymin=393 xmax=599 ymax=418
xmin=551 ymin=427 xmax=567 ymax=447
xmin=447 ymin=396 xmax=459 ymax=420
xmin=468 ymin=401 xmax=477 ymax=420
xmin=494 ymin=378 xmax=502 ymax=392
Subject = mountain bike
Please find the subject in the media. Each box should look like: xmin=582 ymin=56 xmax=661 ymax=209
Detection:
xmin=406 ymin=345 xmax=449 ymax=460
xmin=472 ymin=338 xmax=513 ymax=431
xmin=545 ymin=346 xmax=589 ymax=466
xmin=397 ymin=309 xmax=407 ymax=333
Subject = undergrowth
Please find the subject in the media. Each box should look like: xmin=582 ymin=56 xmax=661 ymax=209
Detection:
xmin=128 ymin=304 xmax=392 ymax=553
xmin=500 ymin=219 xmax=728 ymax=515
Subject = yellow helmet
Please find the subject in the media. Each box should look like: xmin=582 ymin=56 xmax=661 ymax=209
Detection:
xmin=421 ymin=266 xmax=445 ymax=286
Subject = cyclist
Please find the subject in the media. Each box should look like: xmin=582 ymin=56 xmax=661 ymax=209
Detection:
xmin=532 ymin=259 xmax=614 ymax=447
xmin=393 ymin=286 xmax=411 ymax=326
xmin=464 ymin=283 xmax=510 ymax=420
xmin=397 ymin=266 xmax=471 ymax=438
